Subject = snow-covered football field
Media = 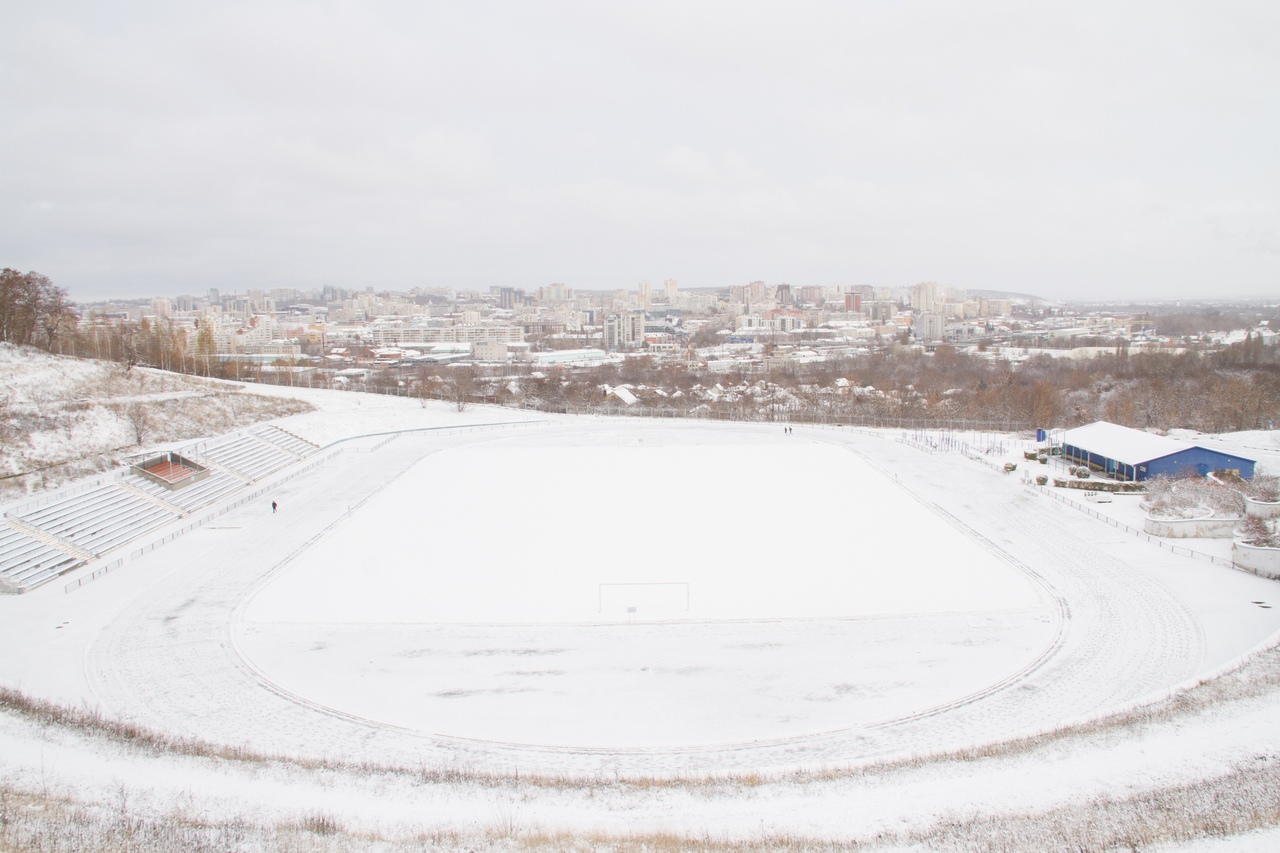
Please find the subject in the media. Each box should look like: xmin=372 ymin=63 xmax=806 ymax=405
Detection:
xmin=238 ymin=427 xmax=1048 ymax=748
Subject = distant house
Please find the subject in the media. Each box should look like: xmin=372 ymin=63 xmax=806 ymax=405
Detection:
xmin=606 ymin=386 xmax=638 ymax=406
xmin=1060 ymin=421 xmax=1255 ymax=481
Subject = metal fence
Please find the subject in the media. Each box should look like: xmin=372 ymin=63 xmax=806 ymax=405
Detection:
xmin=569 ymin=404 xmax=1036 ymax=433
xmin=1023 ymin=481 xmax=1240 ymax=571
xmin=62 ymin=557 xmax=124 ymax=591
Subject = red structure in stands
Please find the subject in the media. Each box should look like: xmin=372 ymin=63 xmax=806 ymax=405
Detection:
xmin=145 ymin=459 xmax=197 ymax=483
xmin=130 ymin=451 xmax=209 ymax=490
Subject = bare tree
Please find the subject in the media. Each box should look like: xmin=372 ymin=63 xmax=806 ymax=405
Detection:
xmin=0 ymin=270 xmax=77 ymax=350
xmin=125 ymin=402 xmax=150 ymax=446
xmin=451 ymin=367 xmax=475 ymax=411
xmin=40 ymin=286 xmax=76 ymax=351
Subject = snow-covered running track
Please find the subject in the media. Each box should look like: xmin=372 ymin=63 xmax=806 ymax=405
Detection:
xmin=56 ymin=420 xmax=1279 ymax=777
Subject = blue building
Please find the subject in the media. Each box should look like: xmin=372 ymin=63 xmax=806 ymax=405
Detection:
xmin=1060 ymin=421 xmax=1256 ymax=481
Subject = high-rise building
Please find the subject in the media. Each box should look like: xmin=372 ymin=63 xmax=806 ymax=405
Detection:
xmin=663 ymin=279 xmax=678 ymax=300
xmin=912 ymin=282 xmax=938 ymax=313
xmin=913 ymin=313 xmax=947 ymax=341
xmin=603 ymin=312 xmax=645 ymax=351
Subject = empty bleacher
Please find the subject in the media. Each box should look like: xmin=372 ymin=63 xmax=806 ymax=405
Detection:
xmin=15 ymin=484 xmax=180 ymax=558
xmin=0 ymin=523 xmax=83 ymax=590
xmin=197 ymin=435 xmax=298 ymax=483
xmin=0 ymin=424 xmax=321 ymax=592
xmin=251 ymin=425 xmax=318 ymax=458
xmin=126 ymin=467 xmax=244 ymax=514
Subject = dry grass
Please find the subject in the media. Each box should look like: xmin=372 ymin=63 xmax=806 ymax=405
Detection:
xmin=0 ymin=786 xmax=439 ymax=853
xmin=890 ymin=756 xmax=1280 ymax=852
xmin=6 ymin=642 xmax=1280 ymax=850
xmin=6 ymin=765 xmax=1280 ymax=853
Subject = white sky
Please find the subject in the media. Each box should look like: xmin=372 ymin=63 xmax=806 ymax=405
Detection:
xmin=2 ymin=1 xmax=1278 ymax=302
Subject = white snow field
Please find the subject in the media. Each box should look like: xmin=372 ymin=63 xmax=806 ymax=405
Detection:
xmin=2 ymin=389 xmax=1280 ymax=848
xmin=238 ymin=428 xmax=1048 ymax=748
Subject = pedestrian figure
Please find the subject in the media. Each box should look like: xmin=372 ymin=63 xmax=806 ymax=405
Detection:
xmin=272 ymin=501 xmax=277 ymax=513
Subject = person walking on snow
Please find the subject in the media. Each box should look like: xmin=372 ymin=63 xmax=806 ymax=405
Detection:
xmin=272 ymin=501 xmax=277 ymax=513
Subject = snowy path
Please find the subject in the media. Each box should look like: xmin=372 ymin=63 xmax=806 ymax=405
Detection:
xmin=39 ymin=420 xmax=1275 ymax=777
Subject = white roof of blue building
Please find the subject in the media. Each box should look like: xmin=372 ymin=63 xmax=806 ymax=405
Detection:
xmin=1061 ymin=421 xmax=1195 ymax=466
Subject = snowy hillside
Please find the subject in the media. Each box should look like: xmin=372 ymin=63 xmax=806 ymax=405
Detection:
xmin=0 ymin=344 xmax=311 ymax=497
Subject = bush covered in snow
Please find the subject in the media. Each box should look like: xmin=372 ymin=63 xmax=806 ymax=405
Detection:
xmin=1238 ymin=516 xmax=1280 ymax=548
xmin=1144 ymin=475 xmax=1247 ymax=520
xmin=1243 ymin=474 xmax=1280 ymax=503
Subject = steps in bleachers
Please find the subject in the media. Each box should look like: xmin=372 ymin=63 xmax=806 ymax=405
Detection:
xmin=15 ymin=484 xmax=181 ymax=558
xmin=117 ymin=479 xmax=188 ymax=516
xmin=197 ymin=435 xmax=297 ymax=483
xmin=251 ymin=425 xmax=319 ymax=458
xmin=0 ymin=522 xmax=85 ymax=590
xmin=127 ymin=468 xmax=245 ymax=514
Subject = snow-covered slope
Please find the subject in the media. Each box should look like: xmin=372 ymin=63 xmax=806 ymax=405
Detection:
xmin=0 ymin=344 xmax=311 ymax=497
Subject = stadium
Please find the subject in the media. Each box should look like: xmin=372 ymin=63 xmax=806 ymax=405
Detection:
xmin=3 ymin=386 xmax=1280 ymax=848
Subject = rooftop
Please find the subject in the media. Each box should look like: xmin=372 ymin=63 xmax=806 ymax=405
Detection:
xmin=1061 ymin=421 xmax=1194 ymax=465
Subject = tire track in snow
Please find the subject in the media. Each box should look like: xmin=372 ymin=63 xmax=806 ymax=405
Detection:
xmin=79 ymin=424 xmax=1212 ymax=777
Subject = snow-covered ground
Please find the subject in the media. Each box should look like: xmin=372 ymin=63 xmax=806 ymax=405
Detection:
xmin=237 ymin=427 xmax=1048 ymax=749
xmin=0 ymin=344 xmax=311 ymax=497
xmin=3 ymin=384 xmax=1280 ymax=849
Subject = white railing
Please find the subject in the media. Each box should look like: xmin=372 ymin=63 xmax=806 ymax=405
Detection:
xmin=1023 ymin=482 xmax=1238 ymax=571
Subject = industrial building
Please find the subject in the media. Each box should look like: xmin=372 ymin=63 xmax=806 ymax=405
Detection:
xmin=1059 ymin=421 xmax=1256 ymax=481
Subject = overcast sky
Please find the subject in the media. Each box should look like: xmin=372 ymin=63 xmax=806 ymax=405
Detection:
xmin=2 ymin=1 xmax=1277 ymax=302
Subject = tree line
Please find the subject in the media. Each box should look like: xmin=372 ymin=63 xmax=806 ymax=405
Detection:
xmin=0 ymin=269 xmax=76 ymax=349
xmin=485 ymin=344 xmax=1280 ymax=434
